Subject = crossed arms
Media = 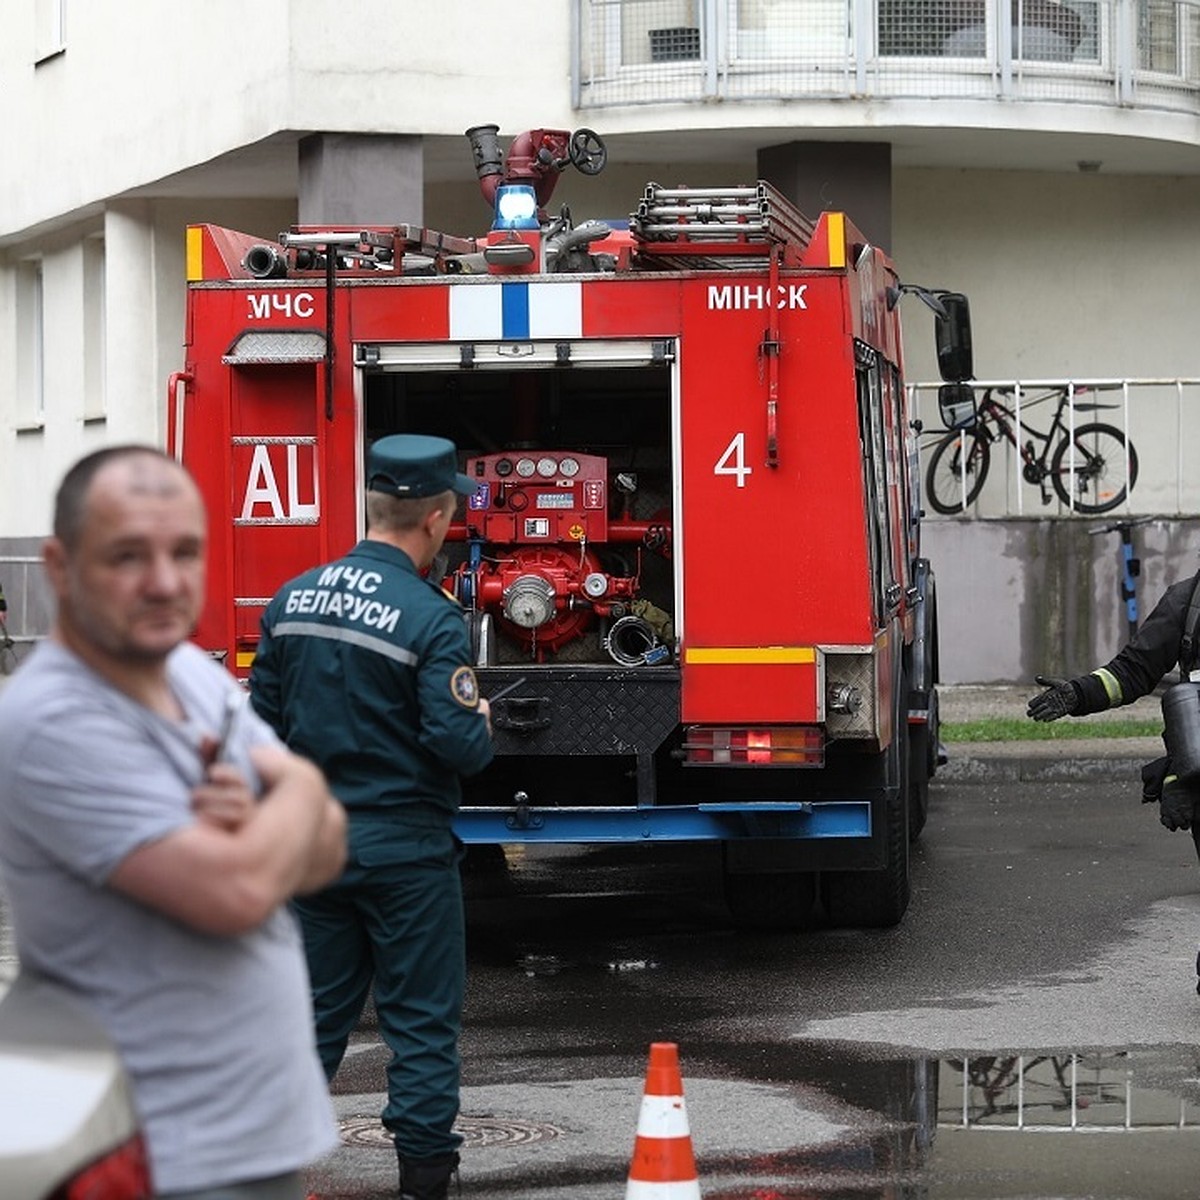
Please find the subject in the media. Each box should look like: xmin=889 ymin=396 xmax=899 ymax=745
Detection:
xmin=110 ymin=745 xmax=347 ymax=937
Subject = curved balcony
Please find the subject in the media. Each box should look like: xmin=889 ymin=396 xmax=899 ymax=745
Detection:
xmin=574 ymin=0 xmax=1200 ymax=117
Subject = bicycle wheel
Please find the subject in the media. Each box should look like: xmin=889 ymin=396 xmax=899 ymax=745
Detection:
xmin=1049 ymin=423 xmax=1138 ymax=515
xmin=925 ymin=430 xmax=990 ymax=515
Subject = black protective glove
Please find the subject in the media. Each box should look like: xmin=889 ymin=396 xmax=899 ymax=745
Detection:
xmin=1027 ymin=675 xmax=1082 ymax=723
xmin=1159 ymin=775 xmax=1197 ymax=831
xmin=1141 ymin=756 xmax=1170 ymax=804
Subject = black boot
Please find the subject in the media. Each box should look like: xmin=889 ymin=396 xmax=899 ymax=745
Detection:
xmin=397 ymin=1150 xmax=459 ymax=1200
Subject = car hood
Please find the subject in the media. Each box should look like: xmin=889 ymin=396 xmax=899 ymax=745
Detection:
xmin=0 ymin=968 xmax=140 ymax=1200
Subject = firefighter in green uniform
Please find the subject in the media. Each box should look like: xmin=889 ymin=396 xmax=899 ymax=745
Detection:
xmin=249 ymin=433 xmax=493 ymax=1200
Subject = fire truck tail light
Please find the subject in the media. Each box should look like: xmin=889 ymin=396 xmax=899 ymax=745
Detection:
xmin=51 ymin=1133 xmax=153 ymax=1199
xmin=683 ymin=726 xmax=824 ymax=767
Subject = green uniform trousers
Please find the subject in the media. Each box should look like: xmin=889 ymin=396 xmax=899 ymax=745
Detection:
xmin=292 ymin=845 xmax=464 ymax=1160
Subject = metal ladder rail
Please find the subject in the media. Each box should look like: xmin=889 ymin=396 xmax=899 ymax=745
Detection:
xmin=631 ymin=182 xmax=815 ymax=253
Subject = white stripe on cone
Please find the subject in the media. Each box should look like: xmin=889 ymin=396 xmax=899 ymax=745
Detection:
xmin=627 ymin=1094 xmax=701 ymax=1198
xmin=627 ymin=1182 xmax=702 ymax=1199
xmin=635 ymin=1094 xmax=692 ymax=1138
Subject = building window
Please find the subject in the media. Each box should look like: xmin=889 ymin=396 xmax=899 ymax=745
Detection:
xmin=878 ymin=0 xmax=1091 ymax=61
xmin=83 ymin=236 xmax=106 ymax=422
xmin=590 ymin=0 xmax=703 ymax=67
xmin=877 ymin=0 xmax=960 ymax=56
xmin=16 ymin=260 xmax=45 ymax=427
xmin=734 ymin=0 xmax=849 ymax=60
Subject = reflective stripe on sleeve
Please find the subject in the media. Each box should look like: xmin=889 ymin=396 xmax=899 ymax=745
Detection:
xmin=271 ymin=620 xmax=418 ymax=667
xmin=1093 ymin=667 xmax=1123 ymax=705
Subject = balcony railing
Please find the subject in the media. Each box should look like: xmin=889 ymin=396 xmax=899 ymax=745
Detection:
xmin=573 ymin=0 xmax=1200 ymax=112
xmin=910 ymin=376 xmax=1200 ymax=518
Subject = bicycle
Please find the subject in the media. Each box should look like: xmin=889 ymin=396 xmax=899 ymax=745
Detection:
xmin=924 ymin=384 xmax=1139 ymax=516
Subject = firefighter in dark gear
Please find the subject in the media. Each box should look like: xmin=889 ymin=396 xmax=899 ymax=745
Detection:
xmin=1028 ymin=569 xmax=1200 ymax=728
xmin=1028 ymin=567 xmax=1200 ymax=991
xmin=250 ymin=433 xmax=494 ymax=1200
xmin=1027 ymin=566 xmax=1200 ymax=818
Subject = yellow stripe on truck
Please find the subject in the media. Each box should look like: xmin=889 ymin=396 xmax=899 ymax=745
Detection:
xmin=825 ymin=212 xmax=845 ymax=268
xmin=186 ymin=227 xmax=204 ymax=282
xmin=684 ymin=647 xmax=816 ymax=665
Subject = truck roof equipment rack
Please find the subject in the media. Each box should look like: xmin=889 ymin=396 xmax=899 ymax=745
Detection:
xmin=629 ymin=182 xmax=816 ymax=269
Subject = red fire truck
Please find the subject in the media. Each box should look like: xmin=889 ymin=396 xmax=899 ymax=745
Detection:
xmin=170 ymin=125 xmax=973 ymax=929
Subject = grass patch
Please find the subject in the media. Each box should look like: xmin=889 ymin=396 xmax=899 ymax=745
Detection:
xmin=942 ymin=716 xmax=1163 ymax=743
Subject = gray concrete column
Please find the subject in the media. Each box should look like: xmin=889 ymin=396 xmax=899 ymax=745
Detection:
xmin=298 ymin=134 xmax=424 ymax=226
xmin=757 ymin=142 xmax=892 ymax=253
xmin=104 ymin=201 xmax=160 ymax=443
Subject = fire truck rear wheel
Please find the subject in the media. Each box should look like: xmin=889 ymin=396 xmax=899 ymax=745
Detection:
xmin=821 ymin=696 xmax=912 ymax=928
xmin=722 ymin=867 xmax=819 ymax=931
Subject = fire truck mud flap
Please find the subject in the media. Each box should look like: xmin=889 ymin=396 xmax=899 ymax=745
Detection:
xmin=819 ymin=670 xmax=913 ymax=929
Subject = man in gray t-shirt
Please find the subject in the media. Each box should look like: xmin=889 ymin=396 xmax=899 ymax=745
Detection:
xmin=0 ymin=446 xmax=347 ymax=1199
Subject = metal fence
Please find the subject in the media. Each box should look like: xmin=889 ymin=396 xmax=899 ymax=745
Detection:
xmin=574 ymin=0 xmax=1200 ymax=112
xmin=910 ymin=376 xmax=1200 ymax=518
xmin=0 ymin=556 xmax=41 ymax=672
xmin=944 ymin=1053 xmax=1200 ymax=1131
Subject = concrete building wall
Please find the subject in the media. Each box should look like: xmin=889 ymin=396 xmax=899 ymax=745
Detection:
xmin=0 ymin=1 xmax=579 ymax=240
xmin=925 ymin=518 xmax=1200 ymax=684
xmin=895 ymin=169 xmax=1200 ymax=384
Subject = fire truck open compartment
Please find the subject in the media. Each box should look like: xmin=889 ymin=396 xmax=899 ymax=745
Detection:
xmin=363 ymin=353 xmax=675 ymax=671
xmin=362 ymin=354 xmax=684 ymax=807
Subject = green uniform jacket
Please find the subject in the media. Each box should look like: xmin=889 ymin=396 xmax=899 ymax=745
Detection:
xmin=250 ymin=540 xmax=494 ymax=847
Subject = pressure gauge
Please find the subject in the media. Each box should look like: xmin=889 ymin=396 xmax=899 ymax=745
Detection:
xmin=494 ymin=457 xmax=514 ymax=477
xmin=515 ymin=457 xmax=536 ymax=478
xmin=536 ymin=456 xmax=558 ymax=478
xmin=558 ymin=456 xmax=580 ymax=478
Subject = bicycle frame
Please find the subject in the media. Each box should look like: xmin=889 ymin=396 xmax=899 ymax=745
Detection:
xmin=976 ymin=387 xmax=1084 ymax=479
xmin=924 ymin=381 xmax=1137 ymax=516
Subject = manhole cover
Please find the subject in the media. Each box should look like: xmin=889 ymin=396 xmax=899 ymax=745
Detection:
xmin=457 ymin=1114 xmax=565 ymax=1147
xmin=339 ymin=1114 xmax=564 ymax=1150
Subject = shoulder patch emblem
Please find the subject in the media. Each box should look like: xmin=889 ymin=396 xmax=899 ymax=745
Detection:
xmin=450 ymin=665 xmax=480 ymax=708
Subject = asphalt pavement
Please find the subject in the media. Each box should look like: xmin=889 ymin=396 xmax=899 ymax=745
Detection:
xmin=938 ymin=682 xmax=1165 ymax=783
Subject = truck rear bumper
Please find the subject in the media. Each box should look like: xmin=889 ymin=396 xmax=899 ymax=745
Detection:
xmin=453 ymin=799 xmax=870 ymax=843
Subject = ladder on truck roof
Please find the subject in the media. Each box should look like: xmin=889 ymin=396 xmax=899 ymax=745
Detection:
xmin=278 ymin=225 xmax=479 ymax=273
xmin=629 ymin=181 xmax=816 ymax=269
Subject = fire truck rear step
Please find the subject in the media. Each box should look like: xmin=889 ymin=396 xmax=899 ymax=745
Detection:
xmin=453 ymin=800 xmax=871 ymax=843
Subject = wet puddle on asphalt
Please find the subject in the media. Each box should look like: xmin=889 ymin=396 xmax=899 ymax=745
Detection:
xmin=708 ymin=1047 xmax=1200 ymax=1199
xmin=324 ymin=1040 xmax=1200 ymax=1198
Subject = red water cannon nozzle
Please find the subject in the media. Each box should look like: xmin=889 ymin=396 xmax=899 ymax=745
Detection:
xmin=465 ymin=124 xmax=607 ymax=217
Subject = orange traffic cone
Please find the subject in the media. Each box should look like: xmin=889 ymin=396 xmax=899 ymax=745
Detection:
xmin=626 ymin=1042 xmax=702 ymax=1198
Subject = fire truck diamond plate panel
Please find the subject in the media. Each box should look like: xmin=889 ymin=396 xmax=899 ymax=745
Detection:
xmin=483 ymin=669 xmax=680 ymax=756
xmin=824 ymin=652 xmax=877 ymax=739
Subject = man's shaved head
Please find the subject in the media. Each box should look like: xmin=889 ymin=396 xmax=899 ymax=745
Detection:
xmin=53 ymin=446 xmax=193 ymax=550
